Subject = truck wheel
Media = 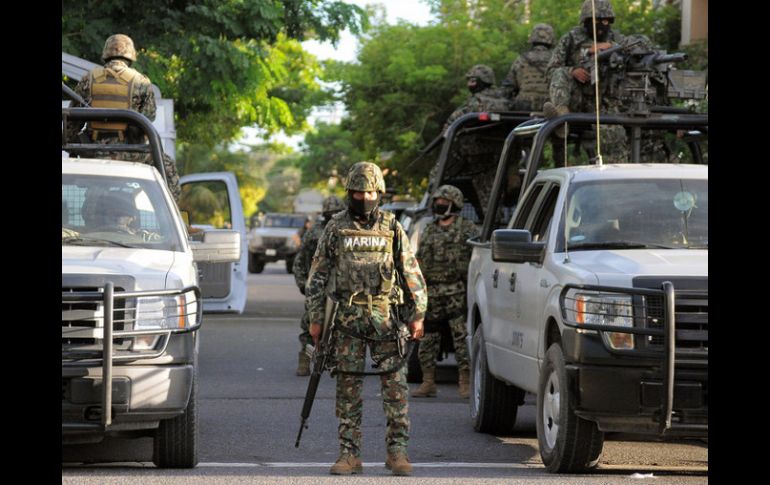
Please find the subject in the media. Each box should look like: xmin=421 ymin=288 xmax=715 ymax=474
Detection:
xmin=537 ymin=343 xmax=604 ymax=473
xmin=470 ymin=325 xmax=525 ymax=435
xmin=285 ymin=256 xmax=295 ymax=274
xmin=153 ymin=372 xmax=198 ymax=468
xmin=248 ymin=253 xmax=265 ymax=274
xmin=406 ymin=340 xmax=423 ymax=383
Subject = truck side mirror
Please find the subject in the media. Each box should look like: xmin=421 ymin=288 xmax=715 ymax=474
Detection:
xmin=491 ymin=229 xmax=544 ymax=263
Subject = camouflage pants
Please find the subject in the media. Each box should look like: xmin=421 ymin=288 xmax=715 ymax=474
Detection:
xmin=298 ymin=305 xmax=312 ymax=349
xmin=333 ymin=304 xmax=409 ymax=456
xmin=420 ymin=292 xmax=469 ymax=371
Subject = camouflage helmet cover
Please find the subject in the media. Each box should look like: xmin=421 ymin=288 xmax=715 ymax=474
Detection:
xmin=465 ymin=64 xmax=496 ymax=85
xmin=432 ymin=184 xmax=464 ymax=208
xmin=322 ymin=194 xmax=346 ymax=213
xmin=529 ymin=23 xmax=555 ymax=46
xmin=345 ymin=162 xmax=386 ymax=193
xmin=102 ymin=34 xmax=137 ymax=62
xmin=580 ymin=0 xmax=615 ymax=23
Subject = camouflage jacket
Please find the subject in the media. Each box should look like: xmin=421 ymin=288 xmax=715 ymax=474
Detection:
xmin=293 ymin=218 xmax=326 ymax=291
xmin=546 ymin=26 xmax=626 ymax=80
xmin=306 ymin=209 xmax=427 ymax=326
xmin=416 ymin=216 xmax=479 ymax=296
xmin=503 ymin=45 xmax=553 ymax=108
xmin=443 ymin=87 xmax=515 ymax=132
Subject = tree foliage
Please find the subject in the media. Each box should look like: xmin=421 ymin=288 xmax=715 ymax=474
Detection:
xmin=62 ymin=0 xmax=366 ymax=145
xmin=300 ymin=0 xmax=689 ymax=195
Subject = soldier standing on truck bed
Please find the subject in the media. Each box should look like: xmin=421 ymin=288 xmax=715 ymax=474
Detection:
xmin=67 ymin=33 xmax=181 ymax=201
xmin=292 ymin=195 xmax=346 ymax=376
xmin=502 ymin=23 xmax=555 ymax=113
xmin=412 ymin=185 xmax=479 ymax=399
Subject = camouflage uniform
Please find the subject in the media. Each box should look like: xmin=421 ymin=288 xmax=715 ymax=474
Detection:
xmin=68 ymin=34 xmax=180 ymax=200
xmin=293 ymin=196 xmax=346 ymax=366
xmin=415 ymin=189 xmax=479 ymax=373
xmin=306 ymin=163 xmax=427 ymax=460
xmin=503 ymin=24 xmax=555 ymax=112
xmin=443 ymin=65 xmax=515 ymax=132
xmin=546 ymin=1 xmax=628 ymax=163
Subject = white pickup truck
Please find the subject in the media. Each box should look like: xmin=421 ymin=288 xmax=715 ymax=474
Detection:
xmin=61 ymin=108 xmax=241 ymax=468
xmin=467 ymin=163 xmax=708 ymax=472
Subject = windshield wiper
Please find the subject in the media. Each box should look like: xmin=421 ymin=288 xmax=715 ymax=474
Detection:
xmin=62 ymin=236 xmax=134 ymax=248
xmin=568 ymin=240 xmax=677 ymax=251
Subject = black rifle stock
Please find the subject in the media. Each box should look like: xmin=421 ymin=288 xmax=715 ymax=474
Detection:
xmin=295 ymin=296 xmax=338 ymax=448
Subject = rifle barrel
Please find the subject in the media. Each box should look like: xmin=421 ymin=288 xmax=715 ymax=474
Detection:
xmin=654 ymin=53 xmax=688 ymax=64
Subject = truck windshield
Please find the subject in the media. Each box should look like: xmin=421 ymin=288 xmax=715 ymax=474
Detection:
xmin=62 ymin=174 xmax=183 ymax=251
xmin=559 ymin=178 xmax=707 ymax=251
xmin=263 ymin=215 xmax=305 ymax=228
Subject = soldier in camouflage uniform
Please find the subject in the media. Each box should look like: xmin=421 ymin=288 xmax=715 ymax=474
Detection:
xmin=306 ymin=162 xmax=427 ymax=476
xmin=502 ymin=24 xmax=555 ymax=112
xmin=412 ymin=185 xmax=479 ymax=399
xmin=443 ymin=65 xmax=515 ymax=133
xmin=544 ymin=0 xmax=628 ymax=163
xmin=68 ymin=34 xmax=181 ymax=201
xmin=292 ymin=195 xmax=346 ymax=376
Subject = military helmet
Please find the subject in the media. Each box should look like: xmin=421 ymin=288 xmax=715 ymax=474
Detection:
xmin=529 ymin=23 xmax=555 ymax=46
xmin=580 ymin=0 xmax=615 ymax=23
xmin=322 ymin=195 xmax=346 ymax=213
xmin=465 ymin=65 xmax=496 ymax=85
xmin=345 ymin=162 xmax=386 ymax=193
xmin=102 ymin=34 xmax=137 ymax=62
xmin=432 ymin=185 xmax=464 ymax=208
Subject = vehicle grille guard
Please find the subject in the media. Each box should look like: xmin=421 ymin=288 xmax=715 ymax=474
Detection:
xmin=62 ymin=282 xmax=202 ymax=430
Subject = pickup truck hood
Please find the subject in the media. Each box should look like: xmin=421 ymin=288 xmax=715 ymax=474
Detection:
xmin=254 ymin=228 xmax=298 ymax=238
xmin=62 ymin=247 xmax=175 ymax=288
xmin=567 ymin=249 xmax=708 ymax=278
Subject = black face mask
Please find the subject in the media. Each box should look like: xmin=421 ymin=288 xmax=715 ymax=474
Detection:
xmin=349 ymin=194 xmax=379 ymax=218
xmin=585 ymin=20 xmax=611 ymax=41
xmin=432 ymin=202 xmax=453 ymax=220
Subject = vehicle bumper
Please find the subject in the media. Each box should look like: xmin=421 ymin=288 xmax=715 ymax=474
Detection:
xmin=62 ymin=364 xmax=193 ymax=436
xmin=564 ymin=330 xmax=707 ymax=437
xmin=249 ymin=248 xmax=296 ymax=262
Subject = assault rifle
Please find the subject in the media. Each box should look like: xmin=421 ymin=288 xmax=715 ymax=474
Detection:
xmin=295 ymin=295 xmax=338 ymax=448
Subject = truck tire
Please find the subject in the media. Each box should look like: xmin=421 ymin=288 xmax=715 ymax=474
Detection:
xmin=470 ymin=325 xmax=525 ymax=435
xmin=537 ymin=343 xmax=604 ymax=473
xmin=153 ymin=372 xmax=199 ymax=468
xmin=248 ymin=253 xmax=265 ymax=274
xmin=285 ymin=256 xmax=295 ymax=274
xmin=406 ymin=341 xmax=423 ymax=383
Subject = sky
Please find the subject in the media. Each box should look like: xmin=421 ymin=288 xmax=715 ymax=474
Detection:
xmin=235 ymin=0 xmax=435 ymax=150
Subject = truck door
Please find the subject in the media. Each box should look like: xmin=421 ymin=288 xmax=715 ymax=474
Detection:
xmin=179 ymin=172 xmax=247 ymax=314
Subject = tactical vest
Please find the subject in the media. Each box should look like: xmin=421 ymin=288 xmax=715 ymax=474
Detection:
xmin=420 ymin=218 xmax=470 ymax=285
xmin=516 ymin=47 xmax=552 ymax=107
xmin=334 ymin=212 xmax=396 ymax=305
xmin=88 ymin=65 xmax=141 ymax=135
xmin=475 ymin=88 xmax=515 ymax=112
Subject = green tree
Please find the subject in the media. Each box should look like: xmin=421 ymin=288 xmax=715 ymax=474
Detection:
xmin=62 ymin=0 xmax=366 ymax=145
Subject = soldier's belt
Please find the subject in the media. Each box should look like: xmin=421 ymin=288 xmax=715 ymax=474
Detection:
xmin=341 ymin=293 xmax=393 ymax=313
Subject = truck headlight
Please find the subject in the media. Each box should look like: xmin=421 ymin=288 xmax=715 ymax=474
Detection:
xmin=567 ymin=291 xmax=634 ymax=350
xmin=135 ymin=291 xmax=198 ymax=330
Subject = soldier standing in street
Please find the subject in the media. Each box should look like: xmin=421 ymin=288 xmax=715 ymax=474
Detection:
xmin=502 ymin=23 xmax=555 ymax=113
xmin=67 ymin=33 xmax=181 ymax=200
xmin=306 ymin=162 xmax=427 ymax=476
xmin=292 ymin=195 xmax=347 ymax=376
xmin=543 ymin=0 xmax=628 ymax=163
xmin=412 ymin=185 xmax=478 ymax=399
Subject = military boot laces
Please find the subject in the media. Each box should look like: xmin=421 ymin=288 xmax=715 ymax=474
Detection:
xmin=385 ymin=453 xmax=413 ymax=476
xmin=330 ymin=454 xmax=363 ymax=475
xmin=411 ymin=367 xmax=436 ymax=397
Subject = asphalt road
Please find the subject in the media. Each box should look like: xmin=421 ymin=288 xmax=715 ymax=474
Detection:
xmin=62 ymin=262 xmax=708 ymax=484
